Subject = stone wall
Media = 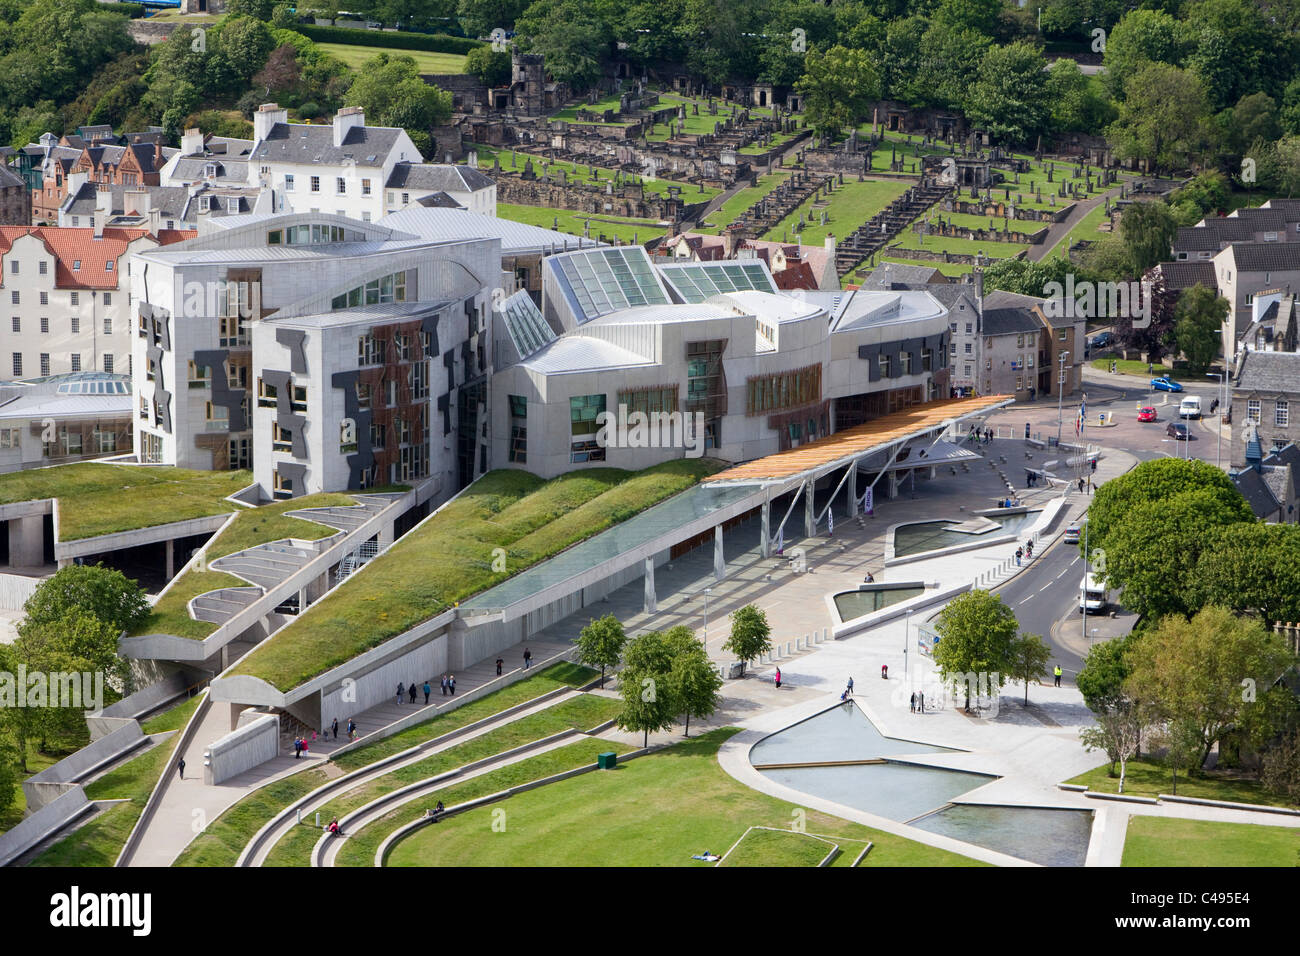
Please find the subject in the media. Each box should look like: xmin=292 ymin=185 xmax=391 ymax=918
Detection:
xmin=0 ymin=181 xmax=30 ymax=225
xmin=944 ymin=198 xmax=1075 ymax=223
xmin=913 ymin=220 xmax=1050 ymax=245
xmin=495 ymin=173 xmax=686 ymax=222
xmin=803 ymin=148 xmax=871 ymax=177
xmin=127 ymin=19 xmax=183 ymax=45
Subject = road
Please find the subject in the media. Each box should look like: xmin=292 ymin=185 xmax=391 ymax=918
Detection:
xmin=995 ymin=530 xmax=1087 ymax=680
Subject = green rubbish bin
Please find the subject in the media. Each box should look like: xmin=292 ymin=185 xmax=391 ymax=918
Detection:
xmin=597 ymin=752 xmax=618 ymax=770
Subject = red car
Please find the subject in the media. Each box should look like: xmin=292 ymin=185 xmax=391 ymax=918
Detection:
xmin=1137 ymin=406 xmax=1158 ymax=422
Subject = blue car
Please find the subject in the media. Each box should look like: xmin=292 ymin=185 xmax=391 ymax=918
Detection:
xmin=1150 ymin=377 xmax=1183 ymax=392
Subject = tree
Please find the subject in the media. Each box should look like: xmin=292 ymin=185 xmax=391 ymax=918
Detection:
xmin=795 ymin=45 xmax=881 ymax=140
xmin=252 ymin=43 xmax=302 ymax=97
xmin=1119 ymin=201 xmax=1178 ymax=275
xmin=1283 ymin=77 xmax=1300 ymax=136
xmin=1194 ymin=523 xmax=1300 ymax=637
xmin=227 ymin=0 xmax=275 ymax=19
xmin=932 ymin=589 xmax=1017 ymax=712
xmin=575 ymin=613 xmax=625 ymax=688
xmin=669 ymin=642 xmax=722 ymax=737
xmin=21 ymin=564 xmax=149 ymax=640
xmin=1101 ymin=8 xmax=1186 ymax=101
xmin=1125 ymin=606 xmax=1296 ymax=771
xmin=1261 ymin=728 xmax=1300 ymax=807
xmin=1045 ymin=57 xmax=1114 ymax=135
xmin=1172 ymin=282 xmax=1227 ymax=373
xmin=615 ymin=631 xmax=677 ymax=747
xmin=723 ymin=604 xmax=771 ymax=677
xmin=879 ymin=15 xmax=931 ymax=107
xmin=1149 ymin=716 xmax=1204 ymax=795
xmin=1227 ymin=92 xmax=1281 ymax=154
xmin=1108 ymin=63 xmax=1213 ymax=175
xmin=456 ymin=0 xmax=532 ymax=37
xmin=1076 ymin=633 xmax=1135 ymax=715
xmin=464 ymin=45 xmax=511 ymax=87
xmin=1009 ymin=633 xmax=1051 ymax=706
xmin=1080 ymin=700 xmax=1144 ymax=791
xmin=964 ymin=40 xmax=1050 ymax=146
xmin=514 ymin=0 xmax=611 ymax=91
xmin=918 ymin=21 xmax=990 ymax=113
xmin=345 ymin=54 xmax=453 ymax=153
xmin=0 ymin=737 xmax=16 ymax=817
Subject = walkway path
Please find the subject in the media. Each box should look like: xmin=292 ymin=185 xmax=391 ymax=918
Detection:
xmin=1028 ymin=184 xmax=1123 ymax=262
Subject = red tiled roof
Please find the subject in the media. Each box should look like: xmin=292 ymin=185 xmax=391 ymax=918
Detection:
xmin=772 ymin=260 xmax=817 ymax=291
xmin=0 ymin=225 xmax=196 ymax=289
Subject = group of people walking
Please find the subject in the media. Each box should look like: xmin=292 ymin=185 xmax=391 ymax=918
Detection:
xmin=395 ymin=675 xmax=458 ymax=706
xmin=909 ymin=692 xmax=926 ymax=713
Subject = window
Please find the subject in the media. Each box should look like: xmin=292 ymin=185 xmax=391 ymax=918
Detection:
xmin=950 ymin=343 xmax=956 ymax=355
xmin=39 ymin=353 xmax=50 ymax=376
xmin=70 ymin=292 xmax=78 ymax=307
xmin=362 ymin=179 xmax=371 ymax=195
xmin=922 ymin=347 xmax=933 ymax=372
xmin=284 ymin=174 xmax=295 ymax=192
xmin=39 ymin=292 xmax=48 ymax=305
xmin=205 ymin=401 xmax=229 ymax=430
xmin=102 ymin=354 xmax=113 ymax=373
xmin=10 ymin=317 xmax=17 ymax=333
xmin=9 ymin=291 xmax=17 ymax=305
xmin=396 ymin=333 xmax=412 ymax=361
xmin=61 ymin=430 xmax=82 ymax=457
xmin=361 ymin=212 xmax=371 ymax=223
xmin=105 ymin=260 xmax=113 ymax=273
xmin=356 ymin=382 xmax=372 ymax=411
xmin=336 ymin=177 xmax=346 ymax=194
xmin=219 ymin=315 xmax=247 ymax=348
xmin=95 ymin=428 xmax=116 ymax=453
xmin=189 ymin=361 xmax=210 ymax=388
xmin=965 ymin=323 xmax=972 ymax=334
xmin=1248 ymin=399 xmax=1261 ymax=423
xmin=291 ymin=384 xmax=307 ymax=412
xmin=745 ymin=366 xmax=820 ymax=415
xmin=570 ymin=394 xmax=607 ymax=463
xmin=509 ymin=394 xmax=528 ymax=418
xmin=340 ymin=421 xmax=358 ymax=454
xmin=1058 ymin=329 xmax=1068 ymax=341
xmin=878 ymin=353 xmax=892 ymax=377
xmin=310 ymin=176 xmax=320 ymax=193
xmin=103 ymin=317 xmax=112 ymax=334
xmin=227 ymin=362 xmax=248 ymax=390
xmin=964 ymin=343 xmax=972 ymax=354
xmin=408 ymin=361 xmax=429 ymax=400
xmin=40 ymin=317 xmax=48 ymax=333
xmin=272 ymin=422 xmax=293 ymax=452
xmin=272 ymin=469 xmax=292 ymax=499
xmin=71 ymin=316 xmax=79 ymax=335
xmin=369 ymin=421 xmax=386 ymax=450
xmin=402 ymin=192 xmax=409 ymax=205
xmin=900 ymin=351 xmax=912 ymax=375
xmin=0 ymin=428 xmax=19 ymax=449
xmin=1277 ymin=401 xmax=1290 ymax=427
xmin=11 ymin=353 xmax=20 ymax=377
xmin=72 ymin=260 xmax=80 ymax=272
xmin=964 ymin=364 xmax=972 ymax=376
xmin=334 ymin=272 xmax=407 ymax=310
xmin=8 ymin=260 xmax=15 ymax=274
xmin=39 ymin=261 xmax=46 ymax=276
xmin=1016 ymin=377 xmax=1023 ymax=391
xmin=357 ymin=334 xmax=384 ymax=365
xmin=256 ymin=378 xmax=277 ymax=407
xmin=70 ymin=354 xmax=80 ymax=372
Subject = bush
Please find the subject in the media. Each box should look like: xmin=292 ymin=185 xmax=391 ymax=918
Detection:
xmin=112 ymin=2 xmax=146 ymax=17
xmin=292 ymin=23 xmax=483 ymax=53
xmin=297 ymin=101 xmax=323 ymax=120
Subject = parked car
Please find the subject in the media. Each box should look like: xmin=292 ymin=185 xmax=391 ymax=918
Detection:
xmin=1064 ymin=522 xmax=1081 ymax=544
xmin=1137 ymin=406 xmax=1158 ymax=422
xmin=1091 ymin=332 xmax=1114 ymax=349
xmin=1166 ymin=422 xmax=1190 ymax=440
xmin=1150 ymin=377 xmax=1183 ymax=392
xmin=1179 ymin=396 xmax=1202 ymax=419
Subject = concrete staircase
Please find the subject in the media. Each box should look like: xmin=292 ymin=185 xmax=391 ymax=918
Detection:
xmin=285 ymin=494 xmax=395 ymax=534
xmin=836 ymin=179 xmax=952 ymax=278
xmin=190 ymin=587 xmax=263 ymax=625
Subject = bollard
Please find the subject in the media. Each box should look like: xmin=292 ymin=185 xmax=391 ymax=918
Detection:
xmin=315 ymin=811 xmax=321 ymax=828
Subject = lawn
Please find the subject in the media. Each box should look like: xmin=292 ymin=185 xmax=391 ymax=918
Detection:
xmin=762 ymin=178 xmax=911 ymax=246
xmin=128 ymin=491 xmax=359 ymax=641
xmin=314 ymin=43 xmax=466 ymax=74
xmin=1066 ymin=757 xmax=1296 ymax=809
xmin=338 ymin=737 xmax=633 ymax=866
xmin=1122 ymin=816 xmax=1300 ymax=866
xmin=497 ymin=203 xmax=667 ymax=245
xmin=1048 ymin=201 xmax=1113 ymax=260
xmin=478 ymin=146 xmax=720 ymax=205
xmin=230 ymin=460 xmax=719 ymax=692
xmin=0 ymin=464 xmax=252 ymax=541
xmin=262 ymin=692 xmax=621 ymax=866
xmin=696 ymin=171 xmax=791 ymax=235
xmin=1089 ymin=359 xmax=1198 ymax=382
xmin=171 ymin=663 xmax=594 ymax=866
xmin=890 ymin=228 xmax=1029 ymax=259
xmin=28 ymin=697 xmax=201 ymax=867
xmin=719 ymin=827 xmax=843 ymax=866
xmin=386 ymin=729 xmax=985 ymax=867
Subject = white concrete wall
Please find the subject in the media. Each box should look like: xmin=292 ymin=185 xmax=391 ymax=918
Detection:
xmin=318 ymin=633 xmax=447 ymax=733
xmin=203 ymin=712 xmax=279 ymax=785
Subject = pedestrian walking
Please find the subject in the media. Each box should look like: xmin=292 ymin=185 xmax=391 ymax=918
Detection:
xmin=409 ymin=682 xmax=418 ymax=704
xmin=301 ymin=737 xmax=309 ymax=755
xmin=441 ymin=674 xmax=448 ymax=696
xmin=331 ymin=717 xmax=338 ymax=740
xmin=396 ymin=682 xmax=404 ymax=705
xmin=294 ymin=737 xmax=302 ymax=759
xmin=1054 ymin=664 xmax=1062 ymax=687
xmin=495 ymin=658 xmax=504 ymax=676
xmin=449 ymin=674 xmax=457 ymax=695
xmin=177 ymin=758 xmax=186 ymax=780
xmin=848 ymin=676 xmax=855 ymax=695
xmin=775 ymin=666 xmax=782 ymax=689
xmin=1015 ymin=547 xmax=1022 ymax=566
xmin=918 ymin=692 xmax=925 ymax=714
xmin=523 ymin=647 xmax=533 ymax=669
xmin=347 ymin=718 xmax=356 ymax=741
xmin=423 ymin=681 xmax=431 ymax=705
xmin=1078 ymin=477 xmax=1085 ymax=494
xmin=910 ymin=692 xmax=916 ymax=713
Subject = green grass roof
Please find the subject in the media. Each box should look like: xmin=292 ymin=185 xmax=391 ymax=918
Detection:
xmin=231 ymin=460 xmax=720 ymax=692
xmin=0 ymin=463 xmax=252 ymax=541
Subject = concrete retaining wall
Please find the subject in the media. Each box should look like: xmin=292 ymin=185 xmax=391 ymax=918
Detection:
xmin=318 ymin=636 xmax=447 ymax=735
xmin=22 ymin=722 xmax=148 ymax=811
xmin=204 ymin=713 xmax=280 ymax=785
xmin=87 ymin=672 xmax=191 ymax=739
xmin=0 ymin=787 xmax=93 ymax=867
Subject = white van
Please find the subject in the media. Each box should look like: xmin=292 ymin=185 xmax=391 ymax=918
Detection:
xmin=1179 ymin=396 xmax=1202 ymax=419
xmin=1080 ymin=572 xmax=1109 ymax=613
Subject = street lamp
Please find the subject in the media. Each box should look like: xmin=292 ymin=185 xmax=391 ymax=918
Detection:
xmin=1055 ymin=350 xmax=1070 ymax=447
xmin=701 ymin=587 xmax=712 ymax=641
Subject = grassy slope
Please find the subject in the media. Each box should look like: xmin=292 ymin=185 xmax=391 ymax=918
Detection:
xmin=1122 ymin=816 xmax=1300 ymax=866
xmin=387 ymin=729 xmax=985 ymax=867
xmin=129 ymin=492 xmax=359 ymax=640
xmin=1066 ymin=758 xmax=1295 ymax=808
xmin=262 ymin=693 xmax=620 ymax=866
xmin=762 ymin=178 xmax=910 ymax=246
xmin=0 ymin=464 xmax=251 ymax=540
xmin=171 ymin=663 xmax=594 ymax=866
xmin=497 ymin=203 xmax=668 ymax=244
xmin=231 ymin=461 xmax=718 ymax=692
xmin=313 ymin=43 xmax=466 ymax=73
xmin=719 ymin=827 xmax=840 ymax=866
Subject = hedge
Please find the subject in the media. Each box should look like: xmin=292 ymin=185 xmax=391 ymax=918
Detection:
xmin=112 ymin=1 xmax=146 ymax=17
xmin=293 ymin=23 xmax=485 ymax=54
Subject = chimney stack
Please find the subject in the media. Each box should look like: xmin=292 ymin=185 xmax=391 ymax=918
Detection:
xmin=333 ymin=106 xmax=365 ymax=148
xmin=253 ymin=103 xmax=289 ymax=144
xmin=181 ymin=127 xmax=204 ymax=156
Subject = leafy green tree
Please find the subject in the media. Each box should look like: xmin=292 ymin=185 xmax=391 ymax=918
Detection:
xmin=227 ymin=0 xmax=275 ymax=19
xmin=932 ymin=589 xmax=1017 ymax=712
xmin=0 ymin=0 xmax=133 ymax=111
xmin=1125 ymin=606 xmax=1296 ymax=771
xmin=345 ymin=54 xmax=453 ymax=154
xmin=1118 ymin=200 xmax=1178 ymax=275
xmin=1168 ymin=171 xmax=1231 ymax=220
xmin=1194 ymin=523 xmax=1300 ymax=625
xmin=1045 ymin=58 xmax=1114 ymax=134
xmin=723 ymin=604 xmax=771 ymax=677
xmin=919 ymin=20 xmax=990 ymax=112
xmin=668 ymin=635 xmax=722 ymax=737
xmin=932 ymin=0 xmax=1001 ymax=35
xmin=878 ymin=15 xmax=930 ymax=106
xmin=1101 ymin=8 xmax=1186 ymax=101
xmin=615 ymin=631 xmax=677 ymax=746
xmin=1009 ymin=633 xmax=1051 ymax=706
xmin=1227 ymin=92 xmax=1281 ymax=154
xmin=0 ymin=737 xmax=16 ymax=817
xmin=457 ymin=0 xmax=531 ymax=37
xmin=1172 ymin=282 xmax=1226 ymax=373
xmin=1282 ymin=77 xmax=1300 ymax=136
xmin=680 ymin=0 xmax=764 ymax=86
xmin=1109 ymin=63 xmax=1213 ymax=175
xmin=964 ymin=40 xmax=1050 ymax=145
xmin=1181 ymin=0 xmax=1287 ymax=113
xmin=215 ymin=15 xmax=277 ymax=86
xmin=1076 ymin=633 xmax=1135 ymax=715
xmin=1080 ymin=700 xmax=1144 ymax=790
xmin=756 ymin=0 xmax=837 ymax=88
xmin=513 ymin=0 xmax=610 ymax=91
xmin=795 ymin=44 xmax=881 ymax=139
xmin=1261 ymin=728 xmax=1300 ymax=807
xmin=21 ymin=564 xmax=149 ymax=640
xmin=464 ymin=45 xmax=511 ymax=87
xmin=575 ymin=613 xmax=625 ymax=688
